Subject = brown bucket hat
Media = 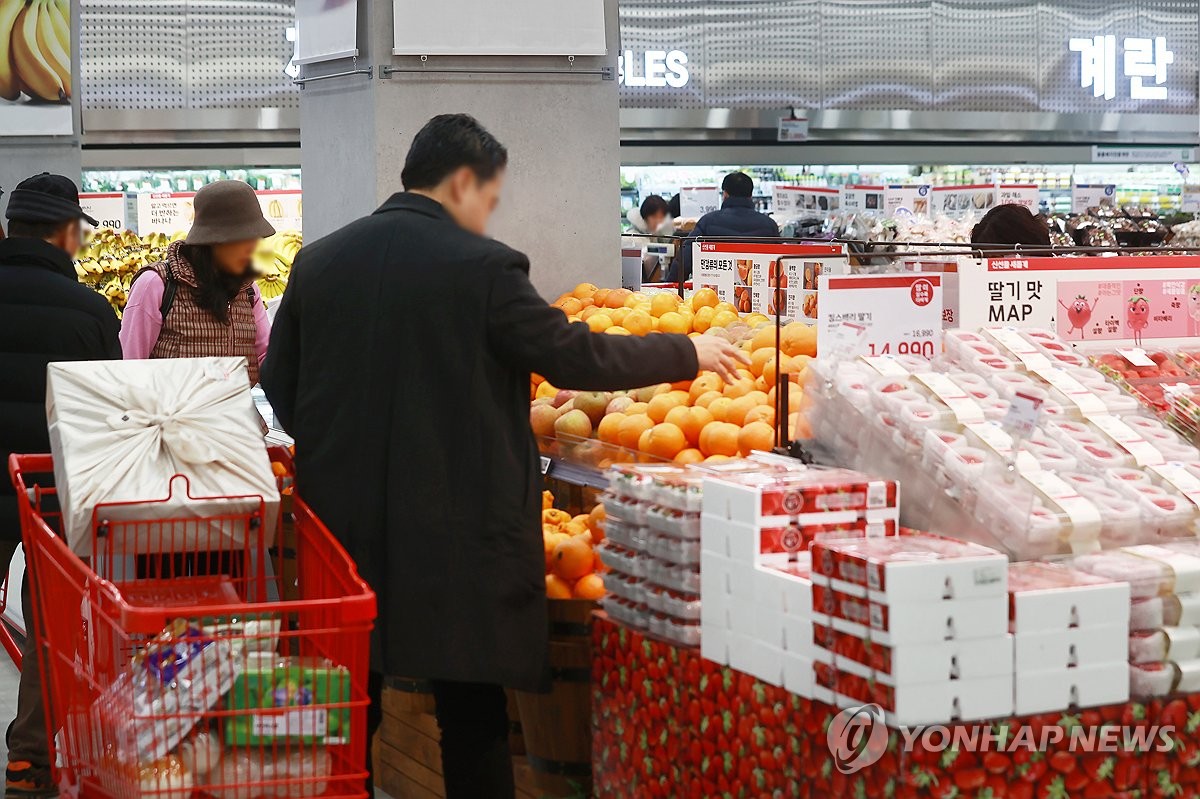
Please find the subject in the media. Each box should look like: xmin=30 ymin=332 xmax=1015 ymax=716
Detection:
xmin=185 ymin=180 xmax=276 ymax=245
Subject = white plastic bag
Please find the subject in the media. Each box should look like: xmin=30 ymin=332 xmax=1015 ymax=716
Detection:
xmin=46 ymin=357 xmax=279 ymax=556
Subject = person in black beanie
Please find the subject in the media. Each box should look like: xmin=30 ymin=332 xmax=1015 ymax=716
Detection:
xmin=0 ymin=173 xmax=119 ymax=798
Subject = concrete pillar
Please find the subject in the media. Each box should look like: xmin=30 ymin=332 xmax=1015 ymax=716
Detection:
xmin=299 ymin=0 xmax=620 ymax=299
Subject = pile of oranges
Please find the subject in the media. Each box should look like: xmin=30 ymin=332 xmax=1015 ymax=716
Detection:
xmin=543 ymin=490 xmax=607 ymax=600
xmin=531 ymin=285 xmax=816 ymax=465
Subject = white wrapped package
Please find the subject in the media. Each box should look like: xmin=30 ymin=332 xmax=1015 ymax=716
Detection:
xmin=46 ymin=357 xmax=279 ymax=556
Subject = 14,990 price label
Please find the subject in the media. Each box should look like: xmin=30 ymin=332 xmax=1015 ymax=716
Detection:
xmin=817 ymin=275 xmax=944 ymax=361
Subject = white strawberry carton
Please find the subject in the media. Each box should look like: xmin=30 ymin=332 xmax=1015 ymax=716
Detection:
xmin=1007 ymin=561 xmax=1131 ymax=634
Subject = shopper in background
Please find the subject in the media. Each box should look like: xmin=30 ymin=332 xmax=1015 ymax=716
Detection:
xmin=0 ymin=173 xmax=119 ymax=799
xmin=262 ymin=113 xmax=747 ymax=799
xmin=970 ymin=203 xmax=1051 ymax=251
xmin=673 ymin=171 xmax=779 ymax=282
xmin=120 ymin=180 xmax=274 ymax=385
xmin=625 ymin=194 xmax=671 ymax=282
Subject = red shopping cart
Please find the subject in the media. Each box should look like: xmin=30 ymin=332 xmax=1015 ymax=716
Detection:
xmin=9 ymin=450 xmax=376 ymax=799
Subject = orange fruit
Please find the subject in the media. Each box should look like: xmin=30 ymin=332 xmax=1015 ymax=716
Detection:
xmin=546 ymin=574 xmax=573 ymax=599
xmin=707 ymin=397 xmax=734 ymax=423
xmin=573 ymin=573 xmax=606 ymax=600
xmin=749 ymin=348 xmax=775 ymax=378
xmin=710 ymin=310 xmax=740 ymax=329
xmin=552 ymin=536 xmax=595 ymax=581
xmin=762 ymin=355 xmax=798 ymax=389
xmin=592 ymin=288 xmax=611 ymax=307
xmin=617 ymin=414 xmax=655 ymax=450
xmin=768 ymin=385 xmax=803 ymax=415
xmin=597 ymin=412 xmax=626 ymax=445
xmin=704 ymin=454 xmax=733 ymax=464
xmin=604 ymin=288 xmax=632 ymax=309
xmin=699 ymin=421 xmax=741 ymax=457
xmin=646 ymin=392 xmax=684 ymax=423
xmin=544 ymin=531 xmax=569 ymax=570
xmin=588 ymin=504 xmax=606 ymax=540
xmin=689 ymin=373 xmax=724 ymax=403
xmin=665 ymin=405 xmax=714 ymax=446
xmin=639 ymin=422 xmax=687 ymax=460
xmin=722 ymin=376 xmax=756 ymax=399
xmin=744 ymin=405 xmax=775 ymax=426
xmin=724 ymin=395 xmax=761 ymax=427
xmin=573 ymin=283 xmax=598 ymax=299
xmin=587 ymin=314 xmax=613 ymax=333
xmin=738 ymin=421 xmax=776 ymax=455
xmin=555 ymin=297 xmax=583 ymax=316
xmin=579 ymin=297 xmax=596 ymax=308
xmin=750 ymin=324 xmax=777 ymax=352
xmin=542 ymin=508 xmax=571 ymax=525
xmin=650 ymin=293 xmax=679 ymax=318
xmin=790 ymin=412 xmax=813 ymax=440
xmin=542 ymin=490 xmax=554 ymax=510
xmin=626 ymin=401 xmax=649 ymax=415
xmin=535 ymin=381 xmax=558 ymax=401
xmin=624 ymin=310 xmax=654 ymax=336
xmin=579 ymin=306 xmax=601 ymax=322
xmin=781 ymin=322 xmax=818 ymax=358
xmin=691 ymin=287 xmax=719 ymax=311
xmin=674 ymin=448 xmax=705 ymax=465
xmin=692 ymin=306 xmax=715 ymax=333
xmin=657 ymin=312 xmax=689 ymax=335
xmin=693 ymin=391 xmax=723 ymax=409
xmin=605 ymin=326 xmax=631 ymax=336
xmin=608 ymin=307 xmax=631 ymax=326
xmin=714 ymin=301 xmax=738 ymax=315
xmin=625 ymin=292 xmax=648 ymax=308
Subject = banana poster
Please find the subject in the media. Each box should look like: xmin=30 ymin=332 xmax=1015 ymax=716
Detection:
xmin=0 ymin=0 xmax=72 ymax=135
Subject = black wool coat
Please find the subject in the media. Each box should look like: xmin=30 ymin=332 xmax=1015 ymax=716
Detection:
xmin=0 ymin=238 xmax=121 ymax=542
xmin=262 ymin=193 xmax=699 ymax=690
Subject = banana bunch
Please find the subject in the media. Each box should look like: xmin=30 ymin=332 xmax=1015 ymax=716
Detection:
xmin=0 ymin=0 xmax=71 ymax=103
xmin=255 ymin=230 xmax=302 ymax=300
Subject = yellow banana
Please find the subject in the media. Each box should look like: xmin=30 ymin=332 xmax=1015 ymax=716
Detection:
xmin=12 ymin=0 xmax=65 ymax=102
xmin=0 ymin=0 xmax=25 ymax=101
xmin=40 ymin=0 xmax=71 ymax=96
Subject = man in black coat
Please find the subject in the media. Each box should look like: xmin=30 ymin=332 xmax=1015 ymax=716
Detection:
xmin=0 ymin=174 xmax=120 ymax=798
xmin=262 ymin=114 xmax=747 ymax=798
xmin=673 ymin=171 xmax=781 ymax=282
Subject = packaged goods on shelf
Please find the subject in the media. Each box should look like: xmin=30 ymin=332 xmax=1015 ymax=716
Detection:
xmin=807 ymin=327 xmax=1200 ymax=560
xmin=45 ymin=358 xmax=280 ymax=555
xmin=809 ymin=533 xmax=1013 ymax=726
xmin=1007 ymin=562 xmax=1130 ymax=714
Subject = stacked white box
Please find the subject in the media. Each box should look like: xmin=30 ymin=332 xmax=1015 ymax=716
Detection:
xmin=809 ymin=533 xmax=1013 ymax=726
xmin=1007 ymin=562 xmax=1130 ymax=714
xmin=700 ymin=466 xmax=900 ymax=695
xmin=1073 ymin=543 xmax=1200 ymax=697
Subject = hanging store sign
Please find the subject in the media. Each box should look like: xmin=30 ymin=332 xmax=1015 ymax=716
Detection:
xmin=1181 ymin=185 xmax=1200 ymax=213
xmin=817 ymin=274 xmax=943 ymax=360
xmin=956 ymin=255 xmax=1200 ymax=343
xmin=393 ymin=0 xmax=606 ymax=56
xmin=772 ymin=186 xmax=839 ymax=219
xmin=618 ymin=50 xmax=690 ymax=88
xmin=1069 ymin=35 xmax=1174 ymax=101
xmin=996 ymin=185 xmax=1040 ymax=212
xmin=0 ymin=0 xmax=72 ymax=136
xmin=1071 ymin=184 xmax=1117 ymax=213
xmin=1091 ymin=146 xmax=1195 ymax=164
xmin=135 ymin=193 xmax=195 ymax=236
xmin=295 ymin=0 xmax=359 ymax=64
xmin=839 ymin=185 xmax=885 ymax=214
xmin=691 ymin=242 xmax=848 ymax=321
xmin=932 ymin=185 xmax=996 ymax=219
xmin=256 ymin=190 xmax=303 ymax=233
xmin=776 ymin=117 xmax=809 ymax=143
xmin=885 ymin=185 xmax=932 ymax=216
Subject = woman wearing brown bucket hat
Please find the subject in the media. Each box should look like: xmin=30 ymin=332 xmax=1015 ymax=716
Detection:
xmin=121 ymin=179 xmax=276 ymax=384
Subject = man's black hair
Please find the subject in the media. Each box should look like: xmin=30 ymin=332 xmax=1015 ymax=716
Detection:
xmin=721 ymin=172 xmax=754 ymax=199
xmin=667 ymin=193 xmax=681 ymax=218
xmin=640 ymin=195 xmax=669 ymax=221
xmin=6 ymin=219 xmax=71 ymax=239
xmin=402 ymin=114 xmax=509 ymax=191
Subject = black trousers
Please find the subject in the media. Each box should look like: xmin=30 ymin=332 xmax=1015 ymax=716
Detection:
xmin=367 ymin=674 xmax=515 ymax=799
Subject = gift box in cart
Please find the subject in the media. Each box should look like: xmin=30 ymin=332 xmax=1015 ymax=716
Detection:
xmin=9 ymin=450 xmax=377 ymax=799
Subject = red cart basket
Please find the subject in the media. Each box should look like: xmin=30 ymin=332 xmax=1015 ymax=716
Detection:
xmin=9 ymin=451 xmax=376 ymax=799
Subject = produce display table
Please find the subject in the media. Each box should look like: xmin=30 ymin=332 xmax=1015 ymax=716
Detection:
xmin=591 ymin=616 xmax=1200 ymax=799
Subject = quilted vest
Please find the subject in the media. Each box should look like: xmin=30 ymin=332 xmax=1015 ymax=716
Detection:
xmin=136 ymin=241 xmax=260 ymax=385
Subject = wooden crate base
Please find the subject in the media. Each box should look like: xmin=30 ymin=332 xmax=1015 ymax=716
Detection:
xmin=375 ymin=687 xmax=539 ymax=799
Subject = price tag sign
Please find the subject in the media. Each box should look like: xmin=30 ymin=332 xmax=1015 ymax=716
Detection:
xmin=1118 ymin=347 xmax=1156 ymax=367
xmin=679 ymin=186 xmax=720 ymax=219
xmin=777 ymin=116 xmax=809 ymax=142
xmin=817 ymin=274 xmax=942 ymax=361
xmin=79 ymin=193 xmax=128 ymax=231
xmin=1002 ymin=390 xmax=1044 ymax=440
xmin=135 ymin=192 xmax=196 ymax=235
xmin=540 ymin=456 xmax=552 ymax=476
xmin=1183 ymin=185 xmax=1200 ymax=214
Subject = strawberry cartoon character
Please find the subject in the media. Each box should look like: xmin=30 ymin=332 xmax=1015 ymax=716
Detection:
xmin=1058 ymin=295 xmax=1098 ymax=339
xmin=1127 ymin=295 xmax=1150 ymax=346
xmin=1188 ymin=285 xmax=1200 ymax=333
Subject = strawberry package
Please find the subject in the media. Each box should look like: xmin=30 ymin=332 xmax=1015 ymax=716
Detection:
xmin=810 ymin=531 xmax=1008 ymax=603
xmin=812 ymin=660 xmax=1013 ymax=726
xmin=811 ymin=582 xmax=1008 ymax=645
xmin=701 ymin=467 xmax=898 ymax=526
xmin=1006 ymin=561 xmax=1130 ymax=634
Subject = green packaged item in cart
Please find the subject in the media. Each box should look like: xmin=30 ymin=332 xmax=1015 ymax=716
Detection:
xmin=224 ymin=657 xmax=350 ymax=745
